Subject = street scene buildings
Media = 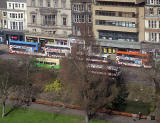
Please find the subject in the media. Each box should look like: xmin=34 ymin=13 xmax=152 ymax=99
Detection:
xmin=0 ymin=0 xmax=160 ymax=123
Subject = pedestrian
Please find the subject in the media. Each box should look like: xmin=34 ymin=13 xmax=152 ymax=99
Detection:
xmin=138 ymin=112 xmax=142 ymax=120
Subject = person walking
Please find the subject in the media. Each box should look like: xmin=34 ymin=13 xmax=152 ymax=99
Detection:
xmin=138 ymin=112 xmax=142 ymax=120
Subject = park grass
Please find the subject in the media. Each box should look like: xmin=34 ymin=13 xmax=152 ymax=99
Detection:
xmin=0 ymin=106 xmax=111 ymax=123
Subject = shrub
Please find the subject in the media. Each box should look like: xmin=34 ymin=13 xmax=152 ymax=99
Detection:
xmin=44 ymin=79 xmax=62 ymax=92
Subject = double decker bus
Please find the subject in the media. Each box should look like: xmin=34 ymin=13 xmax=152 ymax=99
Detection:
xmin=9 ymin=40 xmax=39 ymax=55
xmin=77 ymin=54 xmax=121 ymax=78
xmin=88 ymin=64 xmax=121 ymax=78
xmin=116 ymin=51 xmax=151 ymax=68
xmin=34 ymin=57 xmax=60 ymax=69
xmin=45 ymin=44 xmax=71 ymax=57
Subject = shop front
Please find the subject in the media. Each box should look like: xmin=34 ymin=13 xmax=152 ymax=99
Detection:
xmin=97 ymin=39 xmax=141 ymax=56
xmin=26 ymin=37 xmax=38 ymax=43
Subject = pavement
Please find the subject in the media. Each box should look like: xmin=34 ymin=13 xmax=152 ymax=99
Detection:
xmin=5 ymin=99 xmax=159 ymax=123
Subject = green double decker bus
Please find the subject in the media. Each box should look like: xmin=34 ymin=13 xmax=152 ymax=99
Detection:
xmin=34 ymin=58 xmax=60 ymax=69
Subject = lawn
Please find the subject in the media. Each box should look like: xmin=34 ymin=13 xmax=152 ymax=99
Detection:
xmin=0 ymin=107 xmax=111 ymax=123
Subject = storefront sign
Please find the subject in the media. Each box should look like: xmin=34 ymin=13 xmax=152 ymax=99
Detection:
xmin=11 ymin=36 xmax=18 ymax=40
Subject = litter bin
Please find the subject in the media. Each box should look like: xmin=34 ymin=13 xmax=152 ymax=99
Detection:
xmin=32 ymin=98 xmax=36 ymax=102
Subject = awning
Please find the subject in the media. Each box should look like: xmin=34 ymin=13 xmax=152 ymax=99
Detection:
xmin=96 ymin=39 xmax=141 ymax=49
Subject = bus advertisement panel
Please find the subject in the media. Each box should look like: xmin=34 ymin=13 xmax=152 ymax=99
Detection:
xmin=116 ymin=51 xmax=151 ymax=68
xmin=45 ymin=44 xmax=71 ymax=57
xmin=9 ymin=41 xmax=39 ymax=54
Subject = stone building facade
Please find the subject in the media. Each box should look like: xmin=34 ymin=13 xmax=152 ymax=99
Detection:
xmin=0 ymin=0 xmax=27 ymax=43
xmin=71 ymin=0 xmax=93 ymax=38
xmin=145 ymin=0 xmax=160 ymax=42
xmin=26 ymin=0 xmax=72 ymax=46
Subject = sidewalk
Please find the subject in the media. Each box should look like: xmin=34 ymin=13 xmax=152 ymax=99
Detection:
xmin=5 ymin=99 xmax=159 ymax=123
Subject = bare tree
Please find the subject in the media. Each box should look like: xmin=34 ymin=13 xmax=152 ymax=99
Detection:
xmin=13 ymin=56 xmax=40 ymax=106
xmin=0 ymin=59 xmax=20 ymax=118
xmin=59 ymin=46 xmax=118 ymax=123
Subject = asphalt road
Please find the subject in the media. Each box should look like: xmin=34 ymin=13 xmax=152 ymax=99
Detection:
xmin=120 ymin=66 xmax=152 ymax=86
xmin=0 ymin=44 xmax=23 ymax=60
xmin=0 ymin=44 xmax=153 ymax=85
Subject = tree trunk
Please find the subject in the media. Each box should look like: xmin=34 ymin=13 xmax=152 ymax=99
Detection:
xmin=85 ymin=111 xmax=89 ymax=123
xmin=2 ymin=100 xmax=6 ymax=118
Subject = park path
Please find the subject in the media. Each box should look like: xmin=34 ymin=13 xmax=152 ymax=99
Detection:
xmin=5 ymin=99 xmax=159 ymax=123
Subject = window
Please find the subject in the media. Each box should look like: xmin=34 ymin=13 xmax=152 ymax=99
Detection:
xmin=43 ymin=15 xmax=56 ymax=25
xmin=149 ymin=20 xmax=151 ymax=28
xmin=81 ymin=15 xmax=85 ymax=22
xmin=4 ymin=20 xmax=6 ymax=25
xmin=21 ymin=13 xmax=23 ymax=18
xmin=31 ymin=0 xmax=35 ymax=6
xmin=22 ymin=4 xmax=24 ymax=8
xmin=12 ymin=13 xmax=15 ymax=18
xmin=3 ymin=12 xmax=7 ymax=16
xmin=10 ymin=21 xmax=18 ymax=30
xmin=9 ymin=3 xmax=11 ymax=8
xmin=154 ymin=21 xmax=157 ymax=28
xmin=88 ymin=4 xmax=91 ymax=12
xmin=62 ymin=17 xmax=67 ymax=25
xmin=158 ymin=8 xmax=160 ymax=15
xmin=32 ymin=15 xmax=36 ymax=24
xmin=18 ymin=13 xmax=21 ymax=18
xmin=119 ymin=12 xmax=122 ymax=17
xmin=13 ymin=3 xmax=14 ymax=9
xmin=15 ymin=3 xmax=18 ymax=8
xmin=149 ymin=8 xmax=154 ymax=15
xmin=61 ymin=0 xmax=66 ymax=8
xmin=88 ymin=15 xmax=91 ymax=23
xmin=19 ymin=22 xmax=23 ymax=30
xmin=39 ymin=0 xmax=43 ymax=7
xmin=47 ymin=0 xmax=50 ymax=7
xmin=53 ymin=0 xmax=58 ymax=8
